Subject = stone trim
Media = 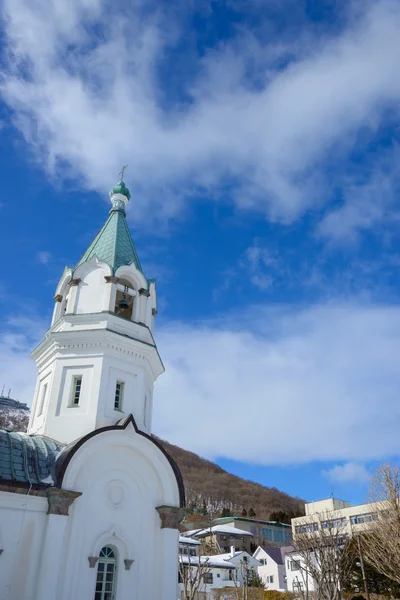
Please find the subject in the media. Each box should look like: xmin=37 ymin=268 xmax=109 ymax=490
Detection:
xmin=88 ymin=556 xmax=99 ymax=568
xmin=54 ymin=294 xmax=63 ymax=303
xmin=156 ymin=505 xmax=185 ymax=529
xmin=138 ymin=288 xmax=150 ymax=297
xmin=69 ymin=278 xmax=81 ymax=287
xmin=124 ymin=559 xmax=134 ymax=570
xmin=46 ymin=488 xmax=82 ymax=516
xmin=104 ymin=276 xmax=119 ymax=284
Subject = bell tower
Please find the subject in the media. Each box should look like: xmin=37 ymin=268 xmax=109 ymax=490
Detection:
xmin=27 ymin=177 xmax=163 ymax=444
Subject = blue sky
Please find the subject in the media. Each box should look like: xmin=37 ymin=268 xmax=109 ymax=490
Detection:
xmin=1 ymin=0 xmax=400 ymax=510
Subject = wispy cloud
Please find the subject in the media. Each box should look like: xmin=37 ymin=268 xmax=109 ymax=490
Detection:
xmin=1 ymin=0 xmax=400 ymax=234
xmin=37 ymin=251 xmax=52 ymax=265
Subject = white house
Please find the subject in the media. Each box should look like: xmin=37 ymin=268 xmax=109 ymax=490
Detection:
xmin=0 ymin=178 xmax=184 ymax=600
xmin=285 ymin=550 xmax=317 ymax=594
xmin=253 ymin=545 xmax=293 ymax=591
xmin=179 ymin=549 xmax=260 ymax=600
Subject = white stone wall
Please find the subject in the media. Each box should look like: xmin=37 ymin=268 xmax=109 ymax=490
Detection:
xmin=0 ymin=492 xmax=48 ymax=600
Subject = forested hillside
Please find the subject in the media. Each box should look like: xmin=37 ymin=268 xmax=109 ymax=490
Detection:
xmin=157 ymin=437 xmax=305 ymax=522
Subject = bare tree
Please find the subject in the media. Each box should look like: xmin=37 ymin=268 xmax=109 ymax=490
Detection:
xmin=0 ymin=410 xmax=29 ymax=432
xmin=228 ymin=556 xmax=264 ymax=600
xmin=362 ymin=463 xmax=400 ymax=584
xmin=178 ymin=552 xmax=213 ymax=600
xmin=291 ymin=512 xmax=352 ymax=600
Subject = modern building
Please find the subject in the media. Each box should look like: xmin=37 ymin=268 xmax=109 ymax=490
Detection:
xmin=0 ymin=390 xmax=29 ymax=413
xmin=213 ymin=516 xmax=292 ymax=547
xmin=291 ymin=497 xmax=379 ymax=538
xmin=254 ymin=545 xmax=293 ymax=591
xmin=0 ymin=178 xmax=185 ymax=600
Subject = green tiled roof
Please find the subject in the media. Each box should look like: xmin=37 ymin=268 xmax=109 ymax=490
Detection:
xmin=0 ymin=431 xmax=63 ymax=486
xmin=75 ymin=207 xmax=143 ymax=275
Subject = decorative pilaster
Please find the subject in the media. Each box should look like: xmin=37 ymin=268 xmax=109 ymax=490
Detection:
xmin=46 ymin=488 xmax=82 ymax=516
xmin=156 ymin=505 xmax=184 ymax=529
xmin=103 ymin=276 xmax=119 ymax=312
xmin=65 ymin=279 xmax=80 ymax=314
xmin=138 ymin=288 xmax=150 ymax=324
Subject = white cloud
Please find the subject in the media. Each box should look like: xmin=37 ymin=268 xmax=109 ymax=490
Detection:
xmin=37 ymin=251 xmax=52 ymax=265
xmin=3 ymin=301 xmax=400 ymax=467
xmin=0 ymin=316 xmax=45 ymax=406
xmin=153 ymin=302 xmax=400 ymax=464
xmin=323 ymin=462 xmax=370 ymax=485
xmin=2 ymin=0 xmax=400 ymax=232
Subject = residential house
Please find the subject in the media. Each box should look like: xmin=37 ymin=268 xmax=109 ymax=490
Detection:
xmin=185 ymin=524 xmax=254 ymax=553
xmin=253 ymin=545 xmax=293 ymax=591
xmin=213 ymin=516 xmax=292 ymax=547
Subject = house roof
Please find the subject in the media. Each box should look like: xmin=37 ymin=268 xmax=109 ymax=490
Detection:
xmin=0 ymin=430 xmax=63 ymax=487
xmin=256 ymin=545 xmax=294 ymax=565
xmin=179 ymin=555 xmax=235 ymax=569
xmin=75 ymin=202 xmax=143 ymax=276
xmin=194 ymin=524 xmax=253 ymax=538
xmin=211 ymin=551 xmax=261 ymax=566
xmin=179 ymin=536 xmax=201 ymax=546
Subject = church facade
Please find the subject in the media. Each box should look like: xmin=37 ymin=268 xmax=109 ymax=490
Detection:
xmin=0 ymin=179 xmax=184 ymax=600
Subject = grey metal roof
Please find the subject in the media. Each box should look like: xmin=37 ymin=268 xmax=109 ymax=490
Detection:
xmin=259 ymin=545 xmax=294 ymax=565
xmin=0 ymin=430 xmax=64 ymax=487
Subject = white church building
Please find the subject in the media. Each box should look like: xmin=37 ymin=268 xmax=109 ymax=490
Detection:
xmin=0 ymin=178 xmax=185 ymax=600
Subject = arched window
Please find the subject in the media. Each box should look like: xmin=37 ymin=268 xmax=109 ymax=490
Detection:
xmin=95 ymin=545 xmax=118 ymax=600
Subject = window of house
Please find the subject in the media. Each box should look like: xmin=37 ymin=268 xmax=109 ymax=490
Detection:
xmin=203 ymin=573 xmax=213 ymax=584
xmin=71 ymin=376 xmax=82 ymax=406
xmin=267 ymin=575 xmax=274 ymax=583
xmin=37 ymin=383 xmax=48 ymax=416
xmin=217 ymin=574 xmax=220 ymax=578
xmin=114 ymin=381 xmax=124 ymax=410
xmin=220 ymin=535 xmax=227 ymax=540
xmin=189 ymin=549 xmax=196 ymax=556
xmin=94 ymin=546 xmax=117 ymax=600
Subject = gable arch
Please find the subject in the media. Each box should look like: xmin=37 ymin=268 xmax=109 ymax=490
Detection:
xmin=55 ymin=414 xmax=185 ymax=508
xmin=92 ymin=525 xmax=133 ymax=560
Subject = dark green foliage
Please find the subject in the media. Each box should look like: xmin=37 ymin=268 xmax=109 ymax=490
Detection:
xmin=221 ymin=507 xmax=233 ymax=517
xmin=269 ymin=510 xmax=303 ymax=525
xmin=201 ymin=499 xmax=207 ymax=516
xmin=241 ymin=508 xmax=248 ymax=517
xmin=342 ymin=538 xmax=400 ymax=598
xmin=249 ymin=508 xmax=256 ymax=517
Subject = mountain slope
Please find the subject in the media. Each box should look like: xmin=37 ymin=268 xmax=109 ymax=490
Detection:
xmin=156 ymin=437 xmax=305 ymax=521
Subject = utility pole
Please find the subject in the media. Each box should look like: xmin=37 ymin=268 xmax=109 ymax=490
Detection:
xmin=357 ymin=536 xmax=370 ymax=600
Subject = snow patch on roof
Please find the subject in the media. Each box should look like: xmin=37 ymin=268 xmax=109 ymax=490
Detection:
xmin=195 ymin=525 xmax=253 ymax=537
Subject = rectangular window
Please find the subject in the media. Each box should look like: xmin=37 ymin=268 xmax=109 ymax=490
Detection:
xmin=114 ymin=381 xmax=124 ymax=410
xmin=203 ymin=573 xmax=213 ymax=584
xmin=71 ymin=376 xmax=82 ymax=406
xmin=37 ymin=383 xmax=48 ymax=416
xmin=267 ymin=575 xmax=274 ymax=583
xmin=350 ymin=513 xmax=374 ymax=525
